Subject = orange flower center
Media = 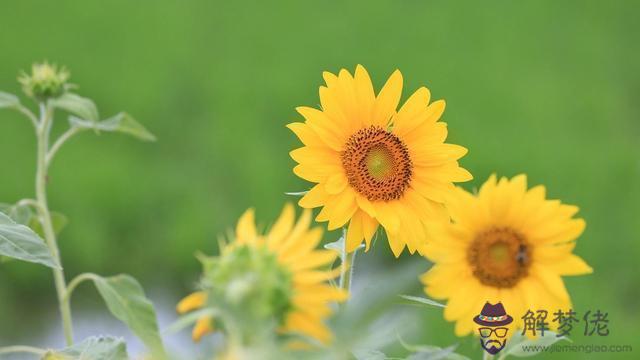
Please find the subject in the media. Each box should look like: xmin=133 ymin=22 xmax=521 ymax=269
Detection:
xmin=467 ymin=227 xmax=531 ymax=288
xmin=341 ymin=126 xmax=412 ymax=201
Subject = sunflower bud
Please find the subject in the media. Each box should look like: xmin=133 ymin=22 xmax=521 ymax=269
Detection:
xmin=200 ymin=244 xmax=293 ymax=340
xmin=18 ymin=61 xmax=70 ymax=100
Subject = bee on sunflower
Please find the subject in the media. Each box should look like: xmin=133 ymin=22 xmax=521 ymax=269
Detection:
xmin=176 ymin=204 xmax=347 ymax=354
xmin=421 ymin=174 xmax=592 ymax=337
xmin=288 ymin=65 xmax=471 ymax=257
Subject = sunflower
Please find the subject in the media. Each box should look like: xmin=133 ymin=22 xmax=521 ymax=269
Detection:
xmin=421 ymin=174 xmax=592 ymax=337
xmin=176 ymin=204 xmax=348 ymax=346
xmin=288 ymin=65 xmax=471 ymax=257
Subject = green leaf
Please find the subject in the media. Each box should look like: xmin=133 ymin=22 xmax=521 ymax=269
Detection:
xmin=0 ymin=212 xmax=60 ymax=269
xmin=29 ymin=211 xmax=69 ymax=237
xmin=0 ymin=91 xmax=20 ymax=109
xmin=0 ymin=202 xmax=34 ymax=225
xmin=352 ymin=349 xmax=387 ymax=360
xmin=90 ymin=274 xmax=166 ymax=359
xmin=397 ymin=334 xmax=470 ymax=360
xmin=399 ymin=295 xmax=446 ymax=308
xmin=406 ymin=345 xmax=464 ymax=360
xmin=70 ymin=113 xmax=156 ymax=141
xmin=497 ymin=331 xmax=568 ymax=359
xmin=51 ymin=93 xmax=99 ymax=122
xmin=42 ymin=336 xmax=129 ymax=360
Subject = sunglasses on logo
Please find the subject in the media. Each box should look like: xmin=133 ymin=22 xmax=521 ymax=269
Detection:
xmin=478 ymin=327 xmax=508 ymax=338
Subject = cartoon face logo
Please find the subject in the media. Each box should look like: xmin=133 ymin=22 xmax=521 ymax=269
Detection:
xmin=473 ymin=302 xmax=513 ymax=355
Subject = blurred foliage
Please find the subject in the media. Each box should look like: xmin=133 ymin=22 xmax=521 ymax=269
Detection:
xmin=0 ymin=0 xmax=638 ymax=358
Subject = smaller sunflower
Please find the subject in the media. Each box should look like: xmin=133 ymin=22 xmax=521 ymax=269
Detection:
xmin=177 ymin=204 xmax=348 ymax=346
xmin=421 ymin=174 xmax=592 ymax=337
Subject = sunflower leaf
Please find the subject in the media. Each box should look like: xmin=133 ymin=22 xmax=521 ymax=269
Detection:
xmin=352 ymin=349 xmax=387 ymax=360
xmin=51 ymin=92 xmax=99 ymax=122
xmin=399 ymin=295 xmax=446 ymax=308
xmin=69 ymin=113 xmax=156 ymax=141
xmin=497 ymin=331 xmax=569 ymax=359
xmin=88 ymin=274 xmax=166 ymax=359
xmin=0 ymin=202 xmax=34 ymax=225
xmin=43 ymin=335 xmax=129 ymax=360
xmin=29 ymin=211 xmax=69 ymax=237
xmin=0 ymin=212 xmax=60 ymax=269
xmin=0 ymin=91 xmax=20 ymax=109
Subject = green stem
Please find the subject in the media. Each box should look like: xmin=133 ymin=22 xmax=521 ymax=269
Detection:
xmin=35 ymin=102 xmax=74 ymax=345
xmin=342 ymin=247 xmax=358 ymax=294
xmin=337 ymin=229 xmax=359 ymax=297
xmin=0 ymin=345 xmax=46 ymax=356
xmin=483 ymin=350 xmax=494 ymax=360
xmin=64 ymin=272 xmax=99 ymax=303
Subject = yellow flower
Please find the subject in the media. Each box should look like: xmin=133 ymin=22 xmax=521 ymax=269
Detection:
xmin=421 ymin=174 xmax=592 ymax=337
xmin=288 ymin=65 xmax=471 ymax=257
xmin=177 ymin=204 xmax=348 ymax=345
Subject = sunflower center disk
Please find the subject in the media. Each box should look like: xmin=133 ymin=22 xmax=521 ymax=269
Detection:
xmin=467 ymin=227 xmax=531 ymax=288
xmin=341 ymin=126 xmax=412 ymax=201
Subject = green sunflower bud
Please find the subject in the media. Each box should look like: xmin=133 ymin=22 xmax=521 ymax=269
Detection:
xmin=199 ymin=244 xmax=293 ymax=343
xmin=18 ymin=61 xmax=70 ymax=100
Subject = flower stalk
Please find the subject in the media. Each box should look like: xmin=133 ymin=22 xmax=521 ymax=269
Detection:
xmin=35 ymin=101 xmax=74 ymax=345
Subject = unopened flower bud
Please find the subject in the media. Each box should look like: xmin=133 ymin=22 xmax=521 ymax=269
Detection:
xmin=18 ymin=61 xmax=70 ymax=100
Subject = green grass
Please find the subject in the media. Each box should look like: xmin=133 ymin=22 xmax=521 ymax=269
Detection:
xmin=0 ymin=0 xmax=638 ymax=358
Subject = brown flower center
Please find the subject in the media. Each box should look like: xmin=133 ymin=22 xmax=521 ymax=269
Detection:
xmin=467 ymin=227 xmax=531 ymax=288
xmin=341 ymin=126 xmax=412 ymax=201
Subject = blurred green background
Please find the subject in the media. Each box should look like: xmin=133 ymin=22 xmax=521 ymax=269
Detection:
xmin=0 ymin=0 xmax=638 ymax=358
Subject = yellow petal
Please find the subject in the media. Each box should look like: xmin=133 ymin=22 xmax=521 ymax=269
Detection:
xmin=372 ymin=69 xmax=402 ymax=127
xmin=546 ymin=254 xmax=593 ymax=276
xmin=192 ymin=316 xmax=214 ymax=342
xmin=287 ymin=250 xmax=338 ymax=272
xmin=346 ymin=213 xmax=363 ymax=252
xmin=325 ymin=173 xmax=348 ymax=194
xmin=299 ymin=184 xmax=329 ymax=208
xmin=176 ymin=291 xmax=207 ymax=314
xmin=316 ymin=190 xmax=358 ymax=230
xmin=385 ymin=228 xmax=405 ymax=257
xmin=294 ymin=265 xmax=343 ymax=284
xmin=354 ymin=65 xmax=375 ymax=125
xmin=286 ymin=122 xmax=326 ymax=148
xmin=373 ymin=201 xmax=400 ymax=233
xmin=296 ymin=106 xmax=346 ymax=151
xmin=267 ymin=203 xmax=295 ymax=250
xmin=532 ymin=264 xmax=570 ymax=301
xmin=361 ymin=211 xmax=378 ymax=251
xmin=410 ymin=143 xmax=468 ymax=167
xmin=346 ymin=210 xmax=378 ymax=252
xmin=294 ymin=284 xmax=349 ymax=303
xmin=284 ymin=312 xmax=332 ymax=344
xmin=236 ymin=209 xmax=257 ymax=244
xmin=355 ymin=194 xmax=376 ymax=217
xmin=392 ymin=86 xmax=431 ymax=136
xmin=278 ymin=226 xmax=323 ymax=262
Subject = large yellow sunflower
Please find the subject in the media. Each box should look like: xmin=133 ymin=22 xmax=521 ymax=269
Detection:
xmin=177 ymin=204 xmax=348 ymax=345
xmin=288 ymin=65 xmax=472 ymax=257
xmin=421 ymin=174 xmax=592 ymax=337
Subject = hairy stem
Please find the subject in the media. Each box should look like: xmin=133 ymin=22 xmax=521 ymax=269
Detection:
xmin=36 ymin=102 xmax=74 ymax=345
